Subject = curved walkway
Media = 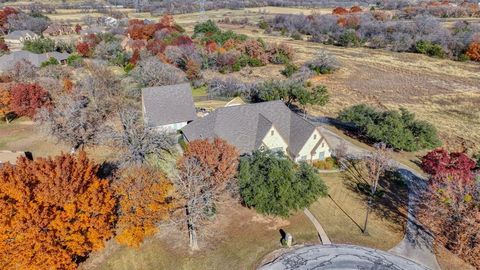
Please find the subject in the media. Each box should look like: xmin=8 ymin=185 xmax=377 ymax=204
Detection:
xmin=303 ymin=209 xmax=331 ymax=245
xmin=259 ymin=244 xmax=430 ymax=270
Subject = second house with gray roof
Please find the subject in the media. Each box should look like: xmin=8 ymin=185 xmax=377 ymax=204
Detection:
xmin=181 ymin=100 xmax=331 ymax=162
xmin=141 ymin=83 xmax=197 ymax=133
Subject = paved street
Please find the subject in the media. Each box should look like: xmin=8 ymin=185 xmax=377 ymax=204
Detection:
xmin=259 ymin=244 xmax=430 ymax=270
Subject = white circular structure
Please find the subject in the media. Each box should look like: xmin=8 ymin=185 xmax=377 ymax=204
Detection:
xmin=259 ymin=244 xmax=430 ymax=270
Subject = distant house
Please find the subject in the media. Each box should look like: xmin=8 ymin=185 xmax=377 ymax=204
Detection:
xmin=0 ymin=51 xmax=70 ymax=72
xmin=79 ymin=26 xmax=107 ymax=36
xmin=142 ymin=83 xmax=197 ymax=133
xmin=4 ymin=30 xmax=39 ymax=51
xmin=43 ymin=24 xmax=76 ymax=37
xmin=182 ymin=101 xmax=332 ymax=162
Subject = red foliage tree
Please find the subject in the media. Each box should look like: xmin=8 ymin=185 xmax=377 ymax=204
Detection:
xmin=76 ymin=42 xmax=91 ymax=57
xmin=418 ymin=172 xmax=479 ymax=268
xmin=172 ymin=36 xmax=193 ymax=46
xmin=0 ymin=7 xmax=17 ymax=33
xmin=130 ymin=49 xmax=140 ymax=65
xmin=421 ymin=149 xmax=476 ymax=181
xmin=466 ymin=42 xmax=480 ymax=61
xmin=332 ymin=7 xmax=349 ymax=15
xmin=205 ymin=40 xmax=218 ymax=53
xmin=350 ymin=6 xmax=363 ymax=13
xmin=183 ymin=138 xmax=239 ymax=184
xmin=10 ymin=83 xmax=51 ymax=118
xmin=146 ymin=39 xmax=166 ymax=55
xmin=0 ymin=40 xmax=8 ymax=53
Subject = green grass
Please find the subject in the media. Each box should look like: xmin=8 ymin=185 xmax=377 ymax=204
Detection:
xmin=192 ymin=86 xmax=207 ymax=97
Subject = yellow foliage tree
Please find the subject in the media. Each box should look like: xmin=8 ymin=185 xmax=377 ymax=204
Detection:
xmin=115 ymin=165 xmax=176 ymax=248
xmin=0 ymin=151 xmax=116 ymax=270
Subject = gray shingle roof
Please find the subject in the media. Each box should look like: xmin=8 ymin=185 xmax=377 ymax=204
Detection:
xmin=181 ymin=100 xmax=319 ymax=157
xmin=142 ymin=83 xmax=197 ymax=127
xmin=0 ymin=51 xmax=70 ymax=72
xmin=5 ymin=30 xmax=37 ymax=40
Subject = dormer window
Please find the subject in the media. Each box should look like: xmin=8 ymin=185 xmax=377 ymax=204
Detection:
xmin=314 ymin=134 xmax=317 ymax=140
xmin=271 ymin=130 xmax=274 ymax=136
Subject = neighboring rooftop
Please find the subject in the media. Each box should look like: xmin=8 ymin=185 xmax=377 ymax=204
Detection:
xmin=181 ymin=100 xmax=318 ymax=156
xmin=142 ymin=83 xmax=197 ymax=127
xmin=0 ymin=51 xmax=70 ymax=72
xmin=4 ymin=30 xmax=37 ymax=40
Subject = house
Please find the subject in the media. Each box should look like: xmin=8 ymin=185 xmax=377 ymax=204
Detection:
xmin=79 ymin=26 xmax=107 ymax=36
xmin=0 ymin=51 xmax=70 ymax=72
xmin=142 ymin=83 xmax=197 ymax=133
xmin=4 ymin=30 xmax=39 ymax=51
xmin=43 ymin=24 xmax=76 ymax=37
xmin=182 ymin=101 xmax=332 ymax=162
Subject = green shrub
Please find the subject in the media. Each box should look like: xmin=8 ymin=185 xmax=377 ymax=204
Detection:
xmin=40 ymin=57 xmax=59 ymax=67
xmin=23 ymin=38 xmax=56 ymax=53
xmin=281 ymin=63 xmax=299 ymax=77
xmin=66 ymin=54 xmax=83 ymax=67
xmin=313 ymin=157 xmax=338 ymax=170
xmin=238 ymin=150 xmax=328 ymax=217
xmin=291 ymin=32 xmax=303 ymax=40
xmin=458 ymin=54 xmax=470 ymax=62
xmin=338 ymin=104 xmax=441 ymax=151
xmin=415 ymin=40 xmax=445 ymax=58
xmin=123 ymin=63 xmax=135 ymax=73
xmin=193 ymin=20 xmax=221 ymax=38
xmin=203 ymin=30 xmax=247 ymax=45
xmin=258 ymin=20 xmax=270 ymax=30
xmin=338 ymin=29 xmax=361 ymax=47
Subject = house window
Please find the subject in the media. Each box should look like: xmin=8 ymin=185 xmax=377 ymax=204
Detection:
xmin=318 ymin=151 xmax=325 ymax=160
xmin=300 ymin=155 xmax=307 ymax=161
xmin=321 ymin=142 xmax=324 ymax=148
xmin=314 ymin=134 xmax=317 ymax=140
xmin=271 ymin=130 xmax=274 ymax=136
xmin=271 ymin=147 xmax=283 ymax=153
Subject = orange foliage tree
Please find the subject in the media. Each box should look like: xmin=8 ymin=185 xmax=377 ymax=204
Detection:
xmin=0 ymin=151 xmax=116 ymax=270
xmin=0 ymin=84 xmax=11 ymax=122
xmin=114 ymin=165 xmax=176 ymax=248
xmin=466 ymin=42 xmax=480 ymax=61
xmin=332 ymin=7 xmax=349 ymax=15
xmin=184 ymin=138 xmax=239 ymax=184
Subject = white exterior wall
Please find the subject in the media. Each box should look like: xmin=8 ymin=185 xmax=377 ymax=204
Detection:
xmin=260 ymin=126 xmax=288 ymax=154
xmin=155 ymin=121 xmax=188 ymax=133
xmin=294 ymin=129 xmax=331 ymax=162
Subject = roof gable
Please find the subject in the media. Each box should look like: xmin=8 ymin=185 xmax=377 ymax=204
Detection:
xmin=142 ymin=83 xmax=197 ymax=127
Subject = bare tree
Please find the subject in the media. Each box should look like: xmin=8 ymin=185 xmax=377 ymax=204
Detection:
xmin=361 ymin=143 xmax=394 ymax=234
xmin=7 ymin=60 xmax=38 ymax=83
xmin=131 ymin=56 xmax=186 ymax=87
xmin=103 ymin=107 xmax=174 ymax=166
xmin=36 ymin=93 xmax=108 ymax=153
xmin=173 ymin=157 xmax=212 ymax=250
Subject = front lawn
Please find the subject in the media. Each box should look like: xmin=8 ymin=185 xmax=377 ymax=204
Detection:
xmin=80 ymin=201 xmax=318 ymax=270
xmin=309 ymin=172 xmax=407 ymax=250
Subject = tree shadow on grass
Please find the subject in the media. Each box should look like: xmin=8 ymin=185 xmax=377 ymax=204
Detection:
xmin=342 ymin=160 xmax=408 ymax=231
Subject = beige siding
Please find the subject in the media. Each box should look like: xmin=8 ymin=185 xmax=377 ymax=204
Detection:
xmin=260 ymin=126 xmax=288 ymax=154
xmin=294 ymin=129 xmax=331 ymax=162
